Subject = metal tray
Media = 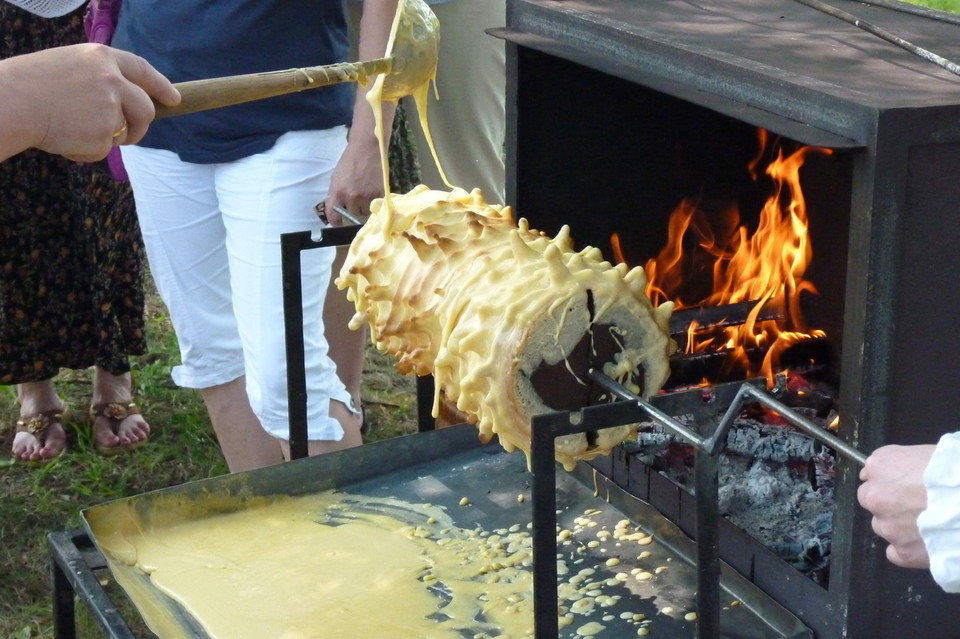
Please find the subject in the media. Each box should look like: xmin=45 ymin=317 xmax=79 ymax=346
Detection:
xmin=82 ymin=425 xmax=809 ymax=638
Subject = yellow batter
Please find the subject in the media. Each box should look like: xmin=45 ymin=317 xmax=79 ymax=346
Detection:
xmin=92 ymin=492 xmax=535 ymax=639
xmin=87 ymin=490 xmax=708 ymax=638
xmin=336 ymin=186 xmax=674 ymax=470
xmin=367 ymin=0 xmax=444 ymax=212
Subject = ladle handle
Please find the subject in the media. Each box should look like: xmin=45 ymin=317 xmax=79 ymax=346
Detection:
xmin=154 ymin=57 xmax=393 ymax=120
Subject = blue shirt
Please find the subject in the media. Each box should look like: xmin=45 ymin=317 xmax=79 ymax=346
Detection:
xmin=113 ymin=0 xmax=354 ymax=164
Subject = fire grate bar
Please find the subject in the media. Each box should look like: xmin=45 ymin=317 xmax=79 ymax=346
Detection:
xmin=529 ymin=372 xmax=867 ymax=638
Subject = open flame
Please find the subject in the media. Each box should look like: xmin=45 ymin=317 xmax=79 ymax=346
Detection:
xmin=614 ymin=129 xmax=831 ymax=383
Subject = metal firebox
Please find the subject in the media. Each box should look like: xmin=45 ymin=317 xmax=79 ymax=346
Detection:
xmin=497 ymin=0 xmax=960 ymax=636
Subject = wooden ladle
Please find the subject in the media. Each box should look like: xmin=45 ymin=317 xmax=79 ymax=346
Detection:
xmin=153 ymin=0 xmax=439 ymax=119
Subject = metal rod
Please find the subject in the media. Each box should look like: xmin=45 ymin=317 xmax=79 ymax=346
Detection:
xmin=332 ymin=205 xmax=364 ymax=226
xmin=50 ymin=549 xmax=77 ymax=639
xmin=741 ymin=385 xmax=867 ymax=466
xmin=588 ymin=369 xmax=709 ymax=448
xmin=590 ymin=369 xmax=867 ymax=466
xmin=415 ymin=376 xmax=436 ymax=432
xmin=794 ymin=0 xmax=960 ymax=77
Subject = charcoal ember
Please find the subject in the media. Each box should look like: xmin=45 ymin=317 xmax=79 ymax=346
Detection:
xmin=717 ymin=458 xmax=807 ymax=514
xmin=622 ymin=398 xmax=838 ymax=581
xmin=633 ymin=414 xmax=824 ymax=465
xmin=767 ymin=511 xmax=833 ymax=580
xmin=716 ymin=453 xmax=834 ymax=581
xmin=809 ymin=446 xmax=837 ymax=491
xmin=622 ymin=430 xmax=674 ymax=466
xmin=724 ymin=418 xmax=816 ymax=463
xmin=630 ymin=416 xmax=698 ymax=468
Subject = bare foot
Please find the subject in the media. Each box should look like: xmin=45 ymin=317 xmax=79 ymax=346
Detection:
xmin=91 ymin=368 xmax=150 ymax=453
xmin=12 ymin=380 xmax=68 ymax=462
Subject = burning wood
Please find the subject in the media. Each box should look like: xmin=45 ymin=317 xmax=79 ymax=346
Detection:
xmin=336 ymin=186 xmax=675 ymax=470
xmin=615 ymin=130 xmax=831 ymax=384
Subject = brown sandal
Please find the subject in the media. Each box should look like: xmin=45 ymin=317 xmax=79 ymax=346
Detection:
xmin=89 ymin=402 xmax=147 ymax=456
xmin=14 ymin=405 xmax=70 ymax=462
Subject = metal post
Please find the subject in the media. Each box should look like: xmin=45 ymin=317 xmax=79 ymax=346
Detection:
xmin=694 ymin=449 xmax=721 ymax=638
xmin=530 ymin=414 xmax=560 ymax=639
xmin=416 ymin=375 xmax=436 ymax=432
xmin=281 ymin=230 xmax=313 ymax=461
xmin=280 ymin=226 xmax=360 ymax=460
xmin=51 ymin=553 xmax=76 ymax=639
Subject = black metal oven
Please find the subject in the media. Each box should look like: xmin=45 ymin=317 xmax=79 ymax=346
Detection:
xmin=497 ymin=0 xmax=960 ymax=636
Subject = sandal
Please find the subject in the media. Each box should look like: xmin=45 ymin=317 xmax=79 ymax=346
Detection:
xmin=13 ymin=404 xmax=70 ymax=463
xmin=89 ymin=402 xmax=148 ymax=456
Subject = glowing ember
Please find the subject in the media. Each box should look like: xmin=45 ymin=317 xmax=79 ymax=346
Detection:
xmin=616 ymin=129 xmax=831 ymax=383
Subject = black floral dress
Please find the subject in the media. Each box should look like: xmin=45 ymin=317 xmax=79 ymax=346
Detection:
xmin=0 ymin=5 xmax=146 ymax=385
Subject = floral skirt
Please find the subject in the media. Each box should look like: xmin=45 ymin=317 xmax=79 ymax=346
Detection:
xmin=0 ymin=4 xmax=146 ymax=384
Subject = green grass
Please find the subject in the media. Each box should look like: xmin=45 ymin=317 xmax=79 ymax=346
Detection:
xmin=904 ymin=0 xmax=960 ymax=12
xmin=0 ymin=278 xmax=416 ymax=639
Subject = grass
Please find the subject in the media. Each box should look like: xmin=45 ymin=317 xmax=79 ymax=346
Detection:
xmin=0 ymin=278 xmax=417 ymax=639
xmin=904 ymin=0 xmax=960 ymax=11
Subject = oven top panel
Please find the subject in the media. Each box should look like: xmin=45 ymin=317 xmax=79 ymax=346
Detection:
xmin=506 ymin=0 xmax=960 ymax=133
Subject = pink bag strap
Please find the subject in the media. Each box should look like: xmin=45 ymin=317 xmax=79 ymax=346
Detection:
xmin=83 ymin=0 xmax=122 ymax=45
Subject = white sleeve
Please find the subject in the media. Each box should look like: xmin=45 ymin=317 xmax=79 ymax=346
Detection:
xmin=917 ymin=432 xmax=960 ymax=593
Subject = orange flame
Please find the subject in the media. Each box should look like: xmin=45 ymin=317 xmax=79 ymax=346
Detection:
xmin=629 ymin=129 xmax=830 ymax=383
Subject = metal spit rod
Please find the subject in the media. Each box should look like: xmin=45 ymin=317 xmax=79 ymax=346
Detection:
xmin=332 ymin=205 xmax=364 ymax=226
xmin=589 ymin=370 xmax=868 ymax=467
xmin=794 ymin=0 xmax=960 ymax=78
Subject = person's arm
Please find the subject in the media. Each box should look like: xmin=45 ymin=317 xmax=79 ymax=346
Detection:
xmin=916 ymin=432 xmax=960 ymax=592
xmin=0 ymin=43 xmax=180 ymax=162
xmin=858 ymin=436 xmax=960 ymax=593
xmin=325 ymin=0 xmax=399 ymax=223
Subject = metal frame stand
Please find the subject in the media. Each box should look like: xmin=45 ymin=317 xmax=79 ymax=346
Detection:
xmin=281 ymin=227 xmax=437 ymax=460
xmin=281 ymin=227 xmax=359 ymax=460
xmin=48 ymin=530 xmax=135 ymax=639
xmin=530 ymin=373 xmax=866 ymax=639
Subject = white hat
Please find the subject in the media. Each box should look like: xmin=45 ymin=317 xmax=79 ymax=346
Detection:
xmin=6 ymin=0 xmax=87 ymax=17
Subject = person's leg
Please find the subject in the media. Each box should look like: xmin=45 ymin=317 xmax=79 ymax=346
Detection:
xmin=121 ymin=145 xmax=283 ymax=472
xmin=324 ymin=245 xmax=366 ymax=415
xmin=11 ymin=379 xmax=67 ymax=461
xmin=401 ymin=0 xmax=507 ymax=204
xmin=90 ymin=368 xmax=150 ymax=452
xmin=216 ymin=129 xmax=362 ymax=459
xmin=201 ymin=376 xmax=281 ymax=471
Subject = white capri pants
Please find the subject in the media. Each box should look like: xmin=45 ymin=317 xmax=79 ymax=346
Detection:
xmin=121 ymin=129 xmax=355 ymax=441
